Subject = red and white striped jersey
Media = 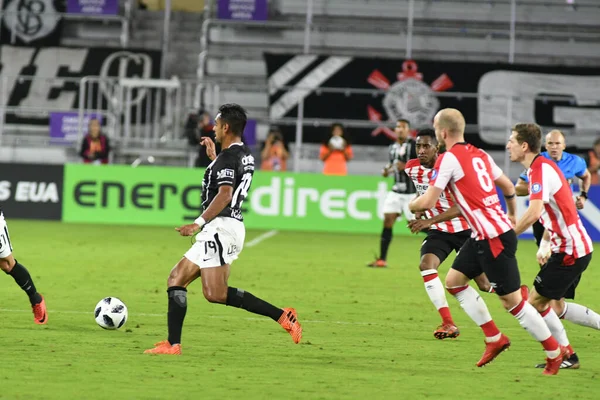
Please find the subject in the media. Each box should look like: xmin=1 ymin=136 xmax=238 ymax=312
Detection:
xmin=431 ymin=143 xmax=513 ymax=241
xmin=405 ymin=158 xmax=470 ymax=233
xmin=527 ymin=156 xmax=593 ymax=258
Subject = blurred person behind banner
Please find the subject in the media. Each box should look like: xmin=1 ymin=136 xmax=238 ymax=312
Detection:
xmin=79 ymin=118 xmax=110 ymax=164
xmin=260 ymin=127 xmax=289 ymax=171
xmin=319 ymin=123 xmax=353 ymax=176
xmin=185 ymin=109 xmax=221 ymax=168
xmin=585 ymin=137 xmax=600 ymax=185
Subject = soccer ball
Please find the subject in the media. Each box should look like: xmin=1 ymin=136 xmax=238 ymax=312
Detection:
xmin=94 ymin=297 xmax=128 ymax=330
xmin=329 ymin=135 xmax=345 ymax=150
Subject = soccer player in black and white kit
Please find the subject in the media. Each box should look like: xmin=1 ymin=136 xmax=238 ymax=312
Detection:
xmin=145 ymin=104 xmax=302 ymax=355
xmin=368 ymin=119 xmax=417 ymax=267
xmin=0 ymin=209 xmax=47 ymax=324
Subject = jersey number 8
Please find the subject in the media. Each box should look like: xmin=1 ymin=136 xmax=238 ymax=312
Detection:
xmin=472 ymin=157 xmax=494 ymax=192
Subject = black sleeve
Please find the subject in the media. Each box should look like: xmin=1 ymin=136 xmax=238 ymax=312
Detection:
xmin=213 ymin=153 xmax=237 ymax=187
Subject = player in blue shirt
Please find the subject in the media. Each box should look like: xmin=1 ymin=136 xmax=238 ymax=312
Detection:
xmin=515 ymin=130 xmax=591 ymax=247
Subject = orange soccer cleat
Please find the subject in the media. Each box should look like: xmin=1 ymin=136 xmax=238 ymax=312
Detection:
xmin=542 ymin=346 xmax=570 ymax=375
xmin=32 ymin=295 xmax=47 ymax=325
xmin=434 ymin=323 xmax=460 ymax=340
xmin=367 ymin=259 xmax=387 ymax=268
xmin=278 ymin=308 xmax=303 ymax=344
xmin=144 ymin=341 xmax=182 ymax=355
xmin=476 ymin=334 xmax=511 ymax=367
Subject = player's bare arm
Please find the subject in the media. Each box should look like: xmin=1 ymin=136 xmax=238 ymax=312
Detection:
xmin=200 ymin=136 xmax=217 ymax=161
xmin=575 ymin=170 xmax=591 ymax=209
xmin=495 ymin=174 xmax=517 ymax=225
xmin=536 ymin=228 xmax=552 ymax=265
xmin=514 ymin=199 xmax=544 ymax=236
xmin=382 ymin=163 xmax=392 ymax=177
xmin=395 ymin=160 xmax=407 ymax=171
xmin=408 ymin=204 xmax=461 ymax=234
xmin=176 ymin=186 xmax=234 ymax=236
xmin=408 ymin=186 xmax=443 ymax=212
xmin=515 ymin=178 xmax=529 ymax=196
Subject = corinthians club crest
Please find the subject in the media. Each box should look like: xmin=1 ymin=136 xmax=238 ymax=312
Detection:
xmin=3 ymin=0 xmax=60 ymax=43
xmin=367 ymin=60 xmax=454 ymax=139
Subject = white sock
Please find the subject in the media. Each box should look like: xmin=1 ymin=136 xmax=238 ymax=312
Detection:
xmin=563 ymin=302 xmax=600 ymax=330
xmin=421 ymin=269 xmax=448 ymax=310
xmin=541 ymin=308 xmax=570 ymax=346
xmin=510 ymin=301 xmax=558 ymax=358
xmin=449 ymin=285 xmax=492 ymax=326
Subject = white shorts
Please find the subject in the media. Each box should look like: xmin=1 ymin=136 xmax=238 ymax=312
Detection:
xmin=382 ymin=192 xmax=416 ymax=219
xmin=184 ymin=217 xmax=245 ymax=269
xmin=0 ymin=214 xmax=13 ymax=258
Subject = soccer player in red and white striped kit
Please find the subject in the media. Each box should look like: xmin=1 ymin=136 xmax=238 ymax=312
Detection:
xmin=410 ymin=109 xmax=567 ymax=374
xmin=508 ymin=123 xmax=594 ymax=370
xmin=405 ymin=128 xmax=494 ymax=340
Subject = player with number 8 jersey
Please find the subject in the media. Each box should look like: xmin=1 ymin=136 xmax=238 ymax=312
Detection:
xmin=145 ymin=104 xmax=302 ymax=356
xmin=409 ymin=109 xmax=566 ymax=375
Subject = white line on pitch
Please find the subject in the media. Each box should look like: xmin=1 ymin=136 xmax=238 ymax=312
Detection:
xmin=0 ymin=308 xmax=529 ymax=331
xmin=0 ymin=308 xmax=373 ymax=325
xmin=245 ymin=230 xmax=278 ymax=248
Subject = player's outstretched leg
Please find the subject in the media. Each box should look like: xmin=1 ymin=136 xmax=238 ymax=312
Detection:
xmin=202 ymin=265 xmax=302 ymax=344
xmin=1 ymin=256 xmax=46 ymax=324
xmin=225 ymin=287 xmax=302 ymax=344
xmin=558 ymin=301 xmax=600 ymax=330
xmin=419 ymin=253 xmax=458 ymax=339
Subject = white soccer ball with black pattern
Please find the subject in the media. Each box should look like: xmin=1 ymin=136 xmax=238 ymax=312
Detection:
xmin=94 ymin=297 xmax=128 ymax=330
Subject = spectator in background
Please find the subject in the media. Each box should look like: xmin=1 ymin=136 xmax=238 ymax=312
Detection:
xmin=319 ymin=123 xmax=353 ymax=175
xmin=185 ymin=109 xmax=220 ymax=168
xmin=80 ymin=118 xmax=110 ymax=164
xmin=585 ymin=137 xmax=600 ymax=185
xmin=260 ymin=127 xmax=289 ymax=171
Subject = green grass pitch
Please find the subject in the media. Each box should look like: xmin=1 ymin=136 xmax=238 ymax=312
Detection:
xmin=1 ymin=220 xmax=599 ymax=399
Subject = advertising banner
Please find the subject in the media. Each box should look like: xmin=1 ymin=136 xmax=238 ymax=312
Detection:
xmin=0 ymin=45 xmax=162 ymax=126
xmin=49 ymin=112 xmax=102 ymax=143
xmin=0 ymin=163 xmax=64 ymax=220
xmin=0 ymin=0 xmax=63 ymax=46
xmin=67 ymin=0 xmax=119 ymax=15
xmin=217 ymin=0 xmax=268 ymax=21
xmin=265 ymin=53 xmax=600 ymax=151
xmin=61 ymin=164 xmax=410 ymax=235
xmin=61 ymin=164 xmax=600 ymax=241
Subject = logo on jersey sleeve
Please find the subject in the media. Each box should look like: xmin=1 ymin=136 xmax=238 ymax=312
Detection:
xmin=531 ymin=182 xmax=542 ymax=194
xmin=431 ymin=169 xmax=438 ymax=180
xmin=217 ymin=169 xmax=235 ymax=180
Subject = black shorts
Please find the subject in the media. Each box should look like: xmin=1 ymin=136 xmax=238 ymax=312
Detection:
xmin=533 ymin=253 xmax=592 ymax=300
xmin=420 ymin=229 xmax=471 ymax=263
xmin=451 ymin=230 xmax=520 ymax=296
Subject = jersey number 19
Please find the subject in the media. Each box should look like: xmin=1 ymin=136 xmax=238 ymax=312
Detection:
xmin=231 ymin=173 xmax=252 ymax=208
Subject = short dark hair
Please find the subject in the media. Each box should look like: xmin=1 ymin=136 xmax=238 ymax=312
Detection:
xmin=397 ymin=119 xmax=410 ymax=127
xmin=217 ymin=103 xmax=247 ymax=136
xmin=512 ymin=123 xmax=542 ymax=153
xmin=416 ymin=128 xmax=436 ymax=143
xmin=330 ymin=122 xmax=345 ymax=133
